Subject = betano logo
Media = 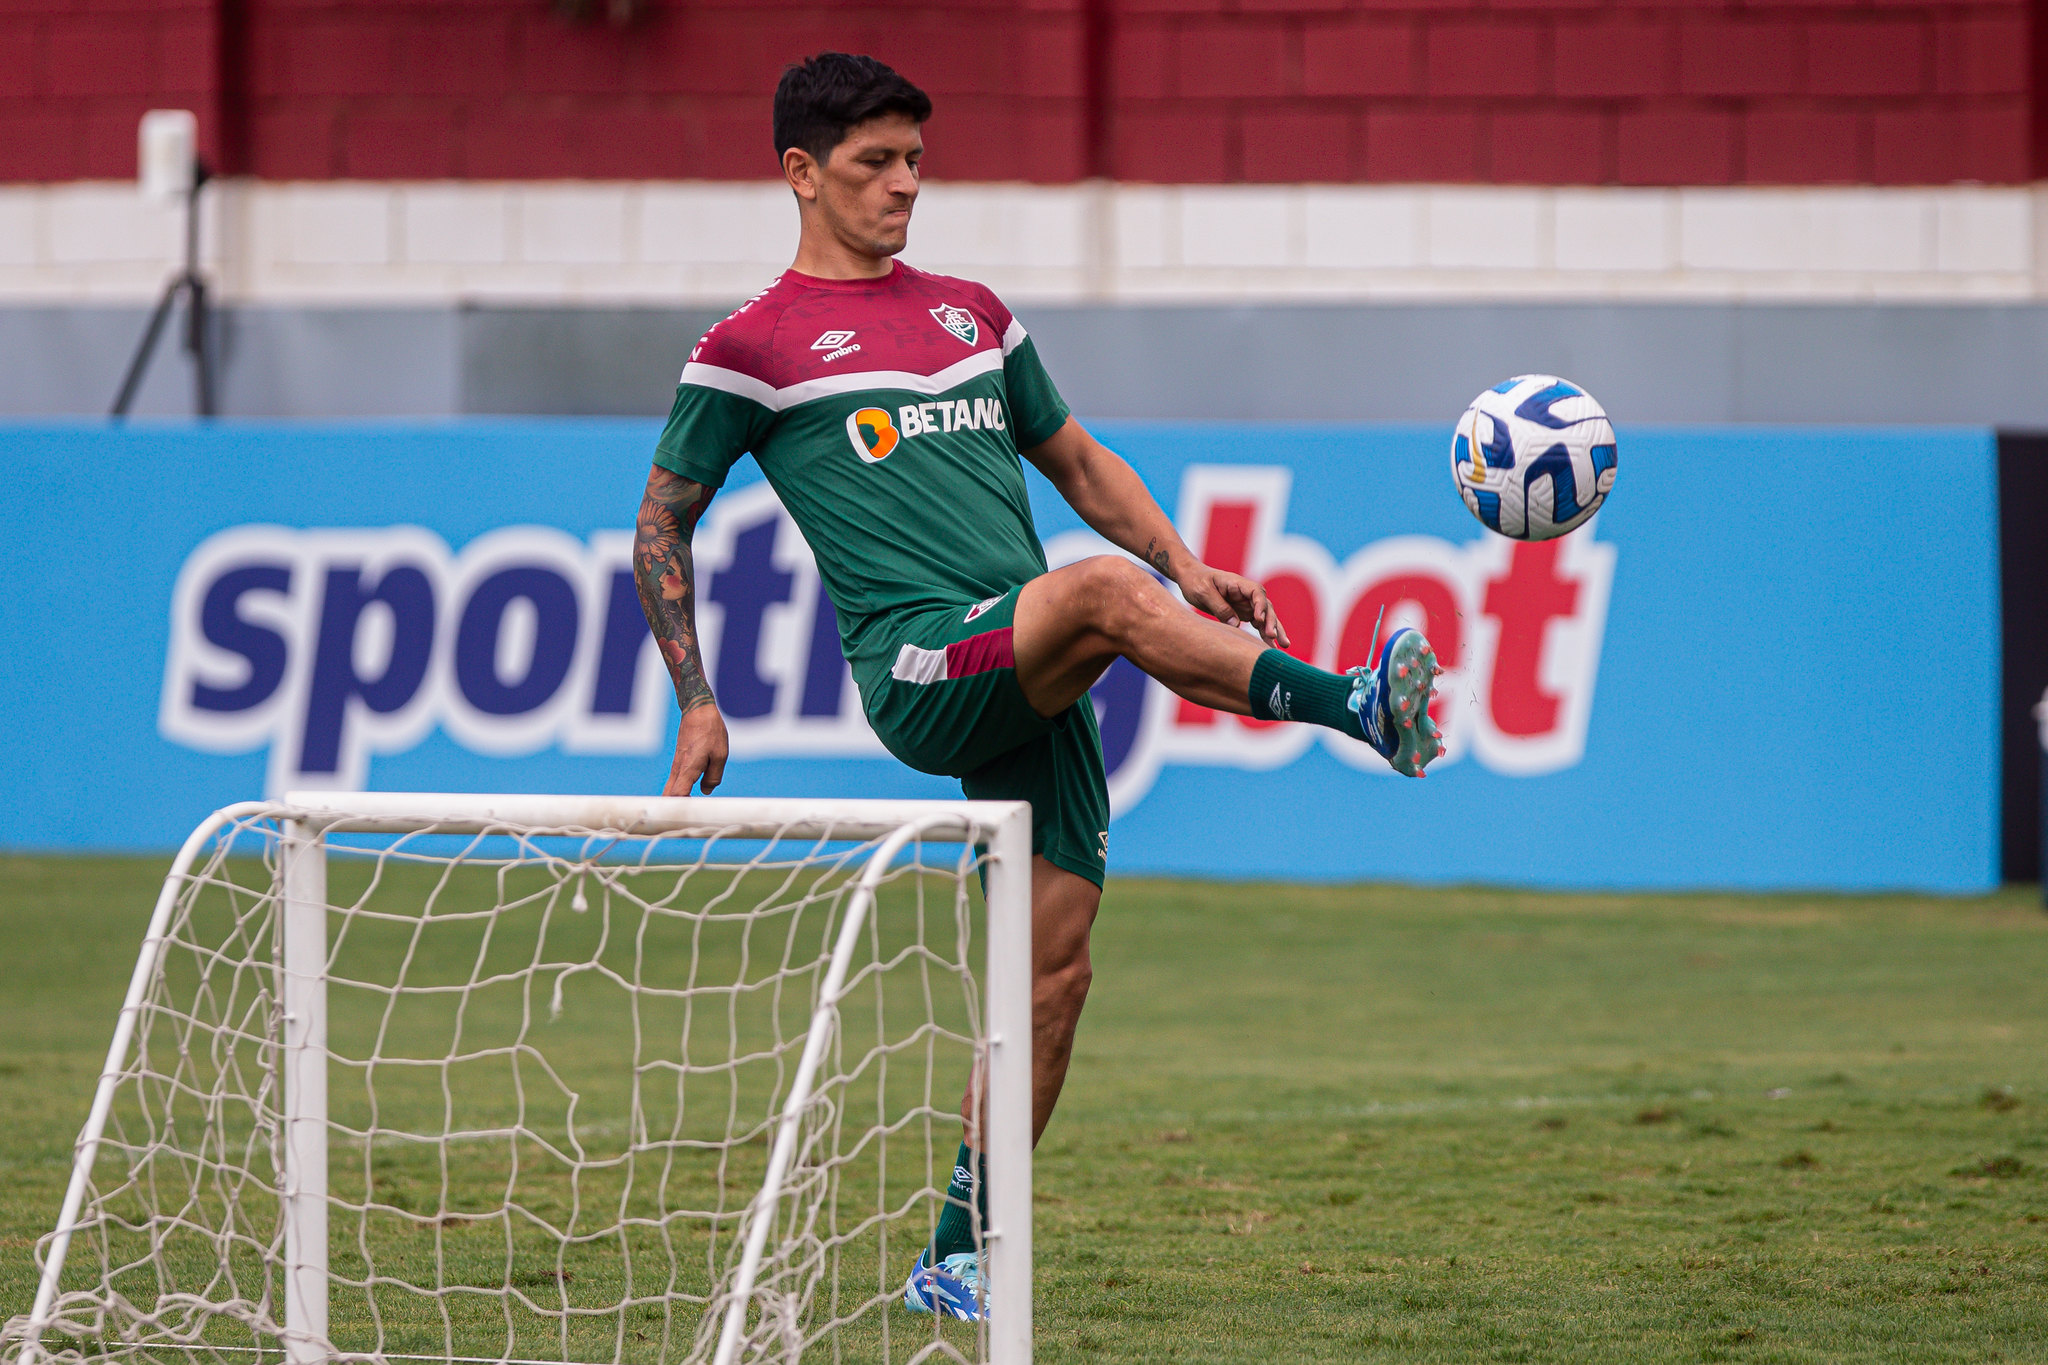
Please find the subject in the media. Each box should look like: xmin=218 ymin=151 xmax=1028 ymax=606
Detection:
xmin=846 ymin=408 xmax=899 ymax=462
xmin=845 ymin=398 xmax=1007 ymax=463
xmin=159 ymin=468 xmax=1613 ymax=808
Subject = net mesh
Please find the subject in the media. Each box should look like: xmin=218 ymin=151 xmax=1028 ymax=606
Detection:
xmin=4 ymin=805 xmax=1000 ymax=1365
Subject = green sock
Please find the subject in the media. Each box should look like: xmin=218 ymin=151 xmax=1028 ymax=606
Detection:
xmin=928 ymin=1142 xmax=987 ymax=1262
xmin=1248 ymin=648 xmax=1366 ymax=739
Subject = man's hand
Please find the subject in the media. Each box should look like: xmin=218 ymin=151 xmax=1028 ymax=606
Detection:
xmin=1174 ymin=563 xmax=1290 ymax=650
xmin=665 ymin=703 xmax=729 ymax=796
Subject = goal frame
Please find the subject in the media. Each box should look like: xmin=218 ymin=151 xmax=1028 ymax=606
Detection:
xmin=20 ymin=792 xmax=1035 ymax=1365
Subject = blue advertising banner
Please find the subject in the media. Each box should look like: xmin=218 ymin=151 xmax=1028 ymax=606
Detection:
xmin=0 ymin=419 xmax=1998 ymax=890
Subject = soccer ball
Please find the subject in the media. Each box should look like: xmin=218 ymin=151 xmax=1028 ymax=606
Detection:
xmin=1451 ymin=375 xmax=1617 ymax=541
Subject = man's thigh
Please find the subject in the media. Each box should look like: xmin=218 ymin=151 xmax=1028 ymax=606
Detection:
xmin=1012 ymin=558 xmax=1149 ymax=716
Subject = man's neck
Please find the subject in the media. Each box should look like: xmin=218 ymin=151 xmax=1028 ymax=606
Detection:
xmin=790 ymin=226 xmax=896 ymax=280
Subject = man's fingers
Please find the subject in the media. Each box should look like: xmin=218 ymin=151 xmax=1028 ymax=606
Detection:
xmin=1245 ymin=585 xmax=1278 ymax=644
xmin=666 ymin=758 xmax=702 ymax=797
xmin=1224 ymin=578 xmax=1283 ymax=646
xmin=1264 ymin=605 xmax=1290 ymax=649
xmin=680 ymin=745 xmax=725 ymax=795
xmin=1252 ymin=589 xmax=1291 ymax=649
xmin=667 ymin=741 xmax=712 ymax=796
xmin=1190 ymin=584 xmax=1238 ymax=626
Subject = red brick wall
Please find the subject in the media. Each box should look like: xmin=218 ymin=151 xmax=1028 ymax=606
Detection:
xmin=0 ymin=0 xmax=228 ymax=181
xmin=0 ymin=0 xmax=2037 ymax=185
xmin=1113 ymin=0 xmax=2034 ymax=183
xmin=239 ymin=1 xmax=1088 ymax=181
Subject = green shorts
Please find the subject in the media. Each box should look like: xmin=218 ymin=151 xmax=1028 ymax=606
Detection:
xmin=860 ymin=586 xmax=1110 ymax=888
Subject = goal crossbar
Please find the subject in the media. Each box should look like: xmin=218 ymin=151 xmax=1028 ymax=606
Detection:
xmin=19 ymin=793 xmax=1035 ymax=1365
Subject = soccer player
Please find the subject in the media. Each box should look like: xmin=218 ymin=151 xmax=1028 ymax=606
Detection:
xmin=634 ymin=52 xmax=1444 ymax=1320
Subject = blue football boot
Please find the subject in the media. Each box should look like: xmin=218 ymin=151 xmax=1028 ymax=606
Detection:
xmin=1347 ymin=626 xmax=1446 ymax=778
xmin=901 ymin=1248 xmax=986 ymax=1321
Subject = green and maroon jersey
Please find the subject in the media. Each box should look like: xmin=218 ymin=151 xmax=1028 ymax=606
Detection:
xmin=654 ymin=261 xmax=1071 ymax=689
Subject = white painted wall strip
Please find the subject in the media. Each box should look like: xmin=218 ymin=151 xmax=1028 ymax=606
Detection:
xmin=2 ymin=180 xmax=2044 ymax=306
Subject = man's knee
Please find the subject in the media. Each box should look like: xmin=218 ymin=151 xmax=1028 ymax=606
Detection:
xmin=1068 ymin=555 xmax=1168 ymax=641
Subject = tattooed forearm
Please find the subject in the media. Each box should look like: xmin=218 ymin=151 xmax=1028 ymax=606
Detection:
xmin=1144 ymin=536 xmax=1172 ymax=576
xmin=634 ymin=466 xmax=717 ymax=713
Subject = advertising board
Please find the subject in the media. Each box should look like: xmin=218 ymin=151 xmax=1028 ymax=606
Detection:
xmin=1 ymin=419 xmax=1999 ymax=890
xmin=1997 ymin=433 xmax=2048 ymax=884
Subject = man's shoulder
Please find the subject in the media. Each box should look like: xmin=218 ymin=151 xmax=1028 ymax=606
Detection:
xmin=684 ymin=275 xmax=805 ymax=388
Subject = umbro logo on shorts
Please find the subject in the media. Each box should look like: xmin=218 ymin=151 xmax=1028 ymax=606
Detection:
xmin=964 ymin=595 xmax=1002 ymax=623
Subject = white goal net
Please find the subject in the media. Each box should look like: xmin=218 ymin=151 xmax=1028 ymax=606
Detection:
xmin=3 ymin=794 xmax=1033 ymax=1365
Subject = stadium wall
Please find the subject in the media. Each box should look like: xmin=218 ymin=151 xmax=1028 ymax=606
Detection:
xmin=9 ymin=179 xmax=2048 ymax=421
xmin=0 ymin=419 xmax=2001 ymax=892
xmin=8 ymin=0 xmax=2046 ymax=422
xmin=0 ymin=0 xmax=2036 ymax=186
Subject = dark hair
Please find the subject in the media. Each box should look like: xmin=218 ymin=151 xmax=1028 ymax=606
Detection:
xmin=773 ymin=53 xmax=932 ymax=166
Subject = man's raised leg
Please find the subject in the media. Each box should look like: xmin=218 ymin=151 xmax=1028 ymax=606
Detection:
xmin=1011 ymin=555 xmax=1446 ymax=776
xmin=1013 ymin=555 xmax=1265 ymax=715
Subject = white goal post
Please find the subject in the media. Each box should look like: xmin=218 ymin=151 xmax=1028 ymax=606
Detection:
xmin=7 ymin=793 xmax=1033 ymax=1365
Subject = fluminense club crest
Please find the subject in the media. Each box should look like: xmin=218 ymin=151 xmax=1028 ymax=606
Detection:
xmin=929 ymin=304 xmax=978 ymax=346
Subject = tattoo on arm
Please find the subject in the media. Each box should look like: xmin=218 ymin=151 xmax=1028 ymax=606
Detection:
xmin=1144 ymin=536 xmax=1172 ymax=576
xmin=634 ymin=467 xmax=717 ymax=713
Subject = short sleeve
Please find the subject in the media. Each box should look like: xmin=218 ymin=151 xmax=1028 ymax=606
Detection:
xmin=1001 ymin=332 xmax=1070 ymax=451
xmin=653 ymin=379 xmax=773 ymax=488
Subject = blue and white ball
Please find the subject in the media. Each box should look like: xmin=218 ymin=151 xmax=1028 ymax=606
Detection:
xmin=1451 ymin=375 xmax=1617 ymax=541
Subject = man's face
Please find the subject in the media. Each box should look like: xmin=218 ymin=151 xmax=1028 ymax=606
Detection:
xmin=794 ymin=112 xmax=923 ymax=259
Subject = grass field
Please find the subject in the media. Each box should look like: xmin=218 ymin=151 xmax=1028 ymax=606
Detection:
xmin=2 ymin=854 xmax=2045 ymax=1363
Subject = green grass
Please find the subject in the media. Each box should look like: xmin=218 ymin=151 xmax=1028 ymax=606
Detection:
xmin=3 ymin=854 xmax=2046 ymax=1362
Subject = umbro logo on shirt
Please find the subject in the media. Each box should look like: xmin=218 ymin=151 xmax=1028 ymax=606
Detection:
xmin=930 ymin=305 xmax=978 ymax=346
xmin=811 ymin=329 xmax=860 ymax=362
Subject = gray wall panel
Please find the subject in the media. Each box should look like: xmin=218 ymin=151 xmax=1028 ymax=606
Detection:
xmin=458 ymin=306 xmax=732 ymax=415
xmin=1725 ymin=306 xmax=2048 ymax=424
xmin=5 ymin=301 xmax=2047 ymax=424
xmin=0 ymin=307 xmax=205 ymax=417
xmin=217 ymin=308 xmax=461 ymax=417
xmin=1 ymin=306 xmax=460 ymax=418
xmin=1021 ymin=303 xmax=2040 ymax=424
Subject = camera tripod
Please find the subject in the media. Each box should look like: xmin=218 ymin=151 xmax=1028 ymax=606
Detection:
xmin=110 ymin=163 xmax=214 ymax=418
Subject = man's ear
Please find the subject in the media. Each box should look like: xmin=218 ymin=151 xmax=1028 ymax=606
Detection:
xmin=783 ymin=147 xmax=819 ymax=202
